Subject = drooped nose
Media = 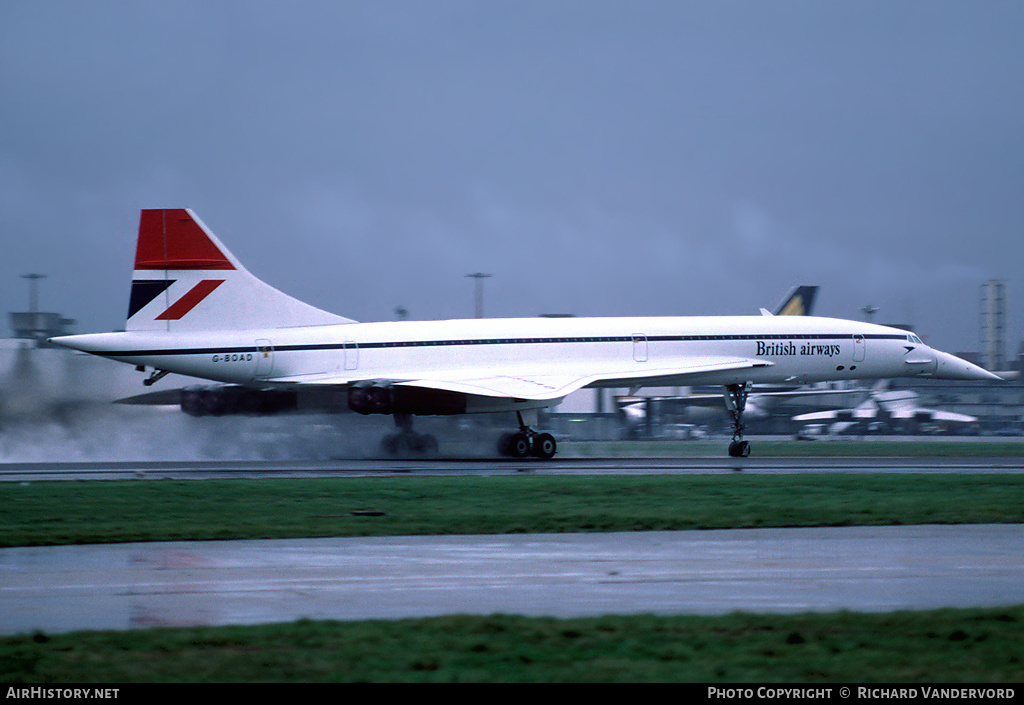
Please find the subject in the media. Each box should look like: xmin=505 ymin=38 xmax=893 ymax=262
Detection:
xmin=932 ymin=349 xmax=1002 ymax=381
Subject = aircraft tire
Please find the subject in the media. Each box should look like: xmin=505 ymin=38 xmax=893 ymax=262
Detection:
xmin=418 ymin=433 xmax=439 ymax=456
xmin=382 ymin=432 xmax=439 ymax=457
xmin=508 ymin=433 xmax=532 ymax=458
xmin=532 ymin=433 xmax=557 ymax=459
xmin=381 ymin=433 xmax=400 ymax=456
xmin=728 ymin=440 xmax=751 ymax=458
xmin=497 ymin=433 xmax=513 ymax=457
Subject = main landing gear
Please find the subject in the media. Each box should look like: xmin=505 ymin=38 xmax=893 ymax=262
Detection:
xmin=725 ymin=383 xmax=752 ymax=458
xmin=380 ymin=413 xmax=438 ymax=457
xmin=497 ymin=411 xmax=557 ymax=459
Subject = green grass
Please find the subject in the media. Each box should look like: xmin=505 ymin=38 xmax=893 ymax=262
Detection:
xmin=3 ymin=473 xmax=1024 ymax=547
xmin=4 ymin=468 xmax=1023 ymax=682
xmin=565 ymin=438 xmax=1024 ymax=458
xmin=4 ymin=608 xmax=1023 ymax=682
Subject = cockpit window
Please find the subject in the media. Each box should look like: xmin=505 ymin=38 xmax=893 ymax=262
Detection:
xmin=908 ymin=334 xmax=923 ymax=345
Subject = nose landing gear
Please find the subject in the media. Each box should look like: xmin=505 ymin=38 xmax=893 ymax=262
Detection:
xmin=725 ymin=383 xmax=752 ymax=458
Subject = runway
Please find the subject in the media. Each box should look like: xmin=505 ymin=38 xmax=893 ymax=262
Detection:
xmin=2 ymin=454 xmax=1022 ymax=481
xmin=3 ymin=455 xmax=1022 ymax=636
xmin=3 ymin=524 xmax=1023 ymax=636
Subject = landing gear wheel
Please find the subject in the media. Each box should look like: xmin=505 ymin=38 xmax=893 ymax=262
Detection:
xmin=419 ymin=433 xmax=439 ymax=456
xmin=381 ymin=432 xmax=439 ymax=457
xmin=381 ymin=433 xmax=402 ymax=456
xmin=728 ymin=440 xmax=751 ymax=458
xmin=381 ymin=414 xmax=439 ymax=457
xmin=508 ymin=432 xmax=532 ymax=458
xmin=497 ymin=433 xmax=513 ymax=457
xmin=532 ymin=433 xmax=557 ymax=459
xmin=497 ymin=430 xmax=556 ymax=459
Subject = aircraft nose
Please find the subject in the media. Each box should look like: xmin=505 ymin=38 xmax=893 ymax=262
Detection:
xmin=932 ymin=349 xmax=1002 ymax=381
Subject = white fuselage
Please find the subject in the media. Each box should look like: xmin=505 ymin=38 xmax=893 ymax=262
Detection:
xmin=55 ymin=314 xmax=982 ymax=414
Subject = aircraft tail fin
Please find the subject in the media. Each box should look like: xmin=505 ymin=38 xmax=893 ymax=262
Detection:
xmin=773 ymin=285 xmax=819 ymax=316
xmin=126 ymin=209 xmax=353 ymax=332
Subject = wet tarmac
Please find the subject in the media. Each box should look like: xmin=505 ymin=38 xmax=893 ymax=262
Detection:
xmin=3 ymin=524 xmax=1023 ymax=635
xmin=2 ymin=454 xmax=1022 ymax=481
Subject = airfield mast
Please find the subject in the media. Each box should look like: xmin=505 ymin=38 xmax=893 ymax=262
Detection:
xmin=980 ymin=279 xmax=1006 ymax=372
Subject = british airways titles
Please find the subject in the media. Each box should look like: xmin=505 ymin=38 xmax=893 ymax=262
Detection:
xmin=756 ymin=340 xmax=842 ymax=358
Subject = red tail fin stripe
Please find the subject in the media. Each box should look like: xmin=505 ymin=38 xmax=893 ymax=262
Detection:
xmin=155 ymin=280 xmax=225 ymax=321
xmin=135 ymin=209 xmax=235 ymax=271
xmin=135 ymin=258 xmax=233 ymax=270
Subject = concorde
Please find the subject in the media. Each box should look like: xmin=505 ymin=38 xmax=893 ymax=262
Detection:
xmin=50 ymin=209 xmax=1000 ymax=459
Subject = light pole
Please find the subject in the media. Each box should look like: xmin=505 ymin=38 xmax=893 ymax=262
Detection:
xmin=466 ymin=273 xmax=492 ymax=318
xmin=21 ymin=273 xmax=46 ymax=339
xmin=21 ymin=273 xmax=46 ymax=314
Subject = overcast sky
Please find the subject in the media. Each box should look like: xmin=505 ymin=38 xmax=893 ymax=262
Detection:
xmin=2 ymin=0 xmax=1022 ymax=356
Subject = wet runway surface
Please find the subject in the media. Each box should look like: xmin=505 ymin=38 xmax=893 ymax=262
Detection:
xmin=2 ymin=454 xmax=1023 ymax=481
xmin=3 ymin=524 xmax=1023 ymax=635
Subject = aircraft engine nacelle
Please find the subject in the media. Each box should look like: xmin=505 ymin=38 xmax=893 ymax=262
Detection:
xmin=181 ymin=386 xmax=298 ymax=417
xmin=348 ymin=382 xmax=467 ymax=416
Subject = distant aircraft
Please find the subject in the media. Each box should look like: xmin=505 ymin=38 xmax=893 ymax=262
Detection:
xmin=51 ymin=209 xmax=999 ymax=458
xmin=792 ymin=380 xmax=979 ymax=435
xmin=618 ymin=382 xmax=862 ymax=437
xmin=766 ymin=285 xmax=818 ymax=318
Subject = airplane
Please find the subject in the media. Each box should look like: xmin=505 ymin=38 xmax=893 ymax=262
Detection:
xmin=764 ymin=285 xmax=818 ymax=318
xmin=792 ymin=380 xmax=979 ymax=435
xmin=50 ymin=208 xmax=1000 ymax=459
xmin=617 ymin=382 xmax=863 ymax=438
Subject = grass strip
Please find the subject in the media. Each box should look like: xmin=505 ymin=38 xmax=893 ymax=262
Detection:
xmin=565 ymin=439 xmax=1024 ymax=457
xmin=2 ymin=474 xmax=1023 ymax=547
xmin=3 ymin=608 xmax=1023 ymax=682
